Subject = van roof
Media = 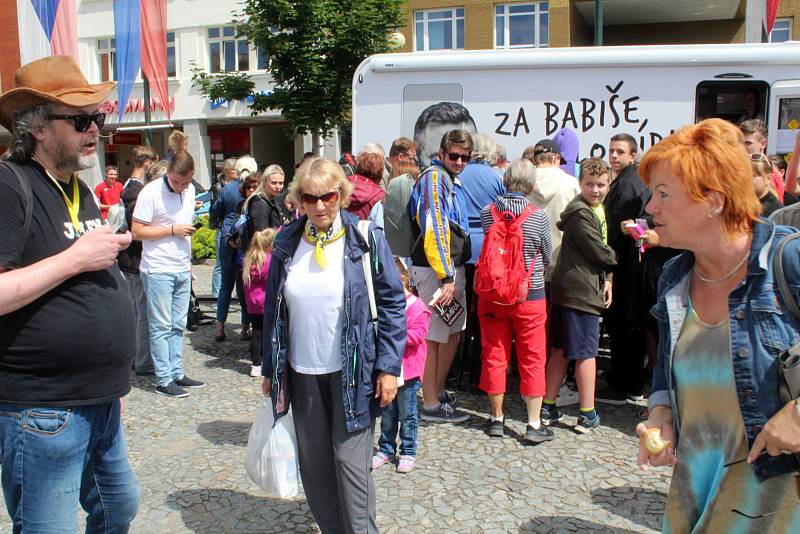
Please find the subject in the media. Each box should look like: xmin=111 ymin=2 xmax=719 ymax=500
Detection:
xmin=363 ymin=42 xmax=800 ymax=73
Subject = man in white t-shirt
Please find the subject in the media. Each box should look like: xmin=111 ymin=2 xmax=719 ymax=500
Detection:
xmin=132 ymin=151 xmax=206 ymax=398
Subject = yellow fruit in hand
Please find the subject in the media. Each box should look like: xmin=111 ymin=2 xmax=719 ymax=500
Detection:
xmin=640 ymin=427 xmax=670 ymax=455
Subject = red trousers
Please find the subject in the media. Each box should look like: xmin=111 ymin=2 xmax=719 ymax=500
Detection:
xmin=478 ymin=298 xmax=547 ymax=397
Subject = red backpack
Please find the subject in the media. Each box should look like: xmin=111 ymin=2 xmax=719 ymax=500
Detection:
xmin=475 ymin=204 xmax=537 ymax=305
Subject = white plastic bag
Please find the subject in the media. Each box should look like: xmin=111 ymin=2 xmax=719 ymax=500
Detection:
xmin=244 ymin=399 xmax=300 ymax=498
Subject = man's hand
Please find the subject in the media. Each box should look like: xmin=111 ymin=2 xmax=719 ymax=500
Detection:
xmin=261 ymin=378 xmax=271 ymax=397
xmin=172 ymin=224 xmax=197 ymax=238
xmin=67 ymin=226 xmax=131 ymax=274
xmin=603 ymin=280 xmax=613 ymax=308
xmin=432 ymin=281 xmax=455 ymax=307
xmin=374 ymin=372 xmax=398 ymax=408
xmin=748 ymin=400 xmax=800 ymax=462
xmin=636 ymin=406 xmax=678 ymax=471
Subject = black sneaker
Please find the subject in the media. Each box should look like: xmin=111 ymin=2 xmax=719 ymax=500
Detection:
xmin=174 ymin=375 xmax=206 ymax=389
xmin=156 ymin=382 xmax=189 ymax=398
xmin=420 ymin=402 xmax=469 ymax=423
xmin=487 ymin=419 xmax=504 ymax=437
xmin=575 ymin=413 xmax=600 ymax=434
xmin=540 ymin=404 xmax=563 ymax=426
xmin=595 ymin=386 xmax=628 ymax=406
xmin=438 ymin=390 xmax=457 ymax=407
xmin=524 ymin=424 xmax=555 ymax=443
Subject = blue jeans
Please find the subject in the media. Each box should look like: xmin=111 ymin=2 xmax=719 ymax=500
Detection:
xmin=211 ymin=231 xmax=222 ymax=299
xmin=0 ymin=400 xmax=139 ymax=533
xmin=215 ymin=242 xmax=250 ymax=326
xmin=378 ymin=378 xmax=421 ymax=457
xmin=142 ymin=271 xmax=191 ymax=387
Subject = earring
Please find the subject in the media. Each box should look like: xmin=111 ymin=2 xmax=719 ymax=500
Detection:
xmin=709 ymin=207 xmax=722 ymax=217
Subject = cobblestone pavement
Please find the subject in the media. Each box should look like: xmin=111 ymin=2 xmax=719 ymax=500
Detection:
xmin=1 ymin=264 xmax=671 ymax=533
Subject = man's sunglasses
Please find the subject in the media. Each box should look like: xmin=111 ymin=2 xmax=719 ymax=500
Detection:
xmin=447 ymin=152 xmax=472 ymax=163
xmin=47 ymin=113 xmax=106 ymax=133
xmin=301 ymin=190 xmax=339 ymax=205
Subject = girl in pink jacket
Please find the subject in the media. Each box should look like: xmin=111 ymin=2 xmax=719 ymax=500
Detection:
xmin=242 ymin=228 xmax=277 ymax=377
xmin=373 ymin=259 xmax=431 ymax=473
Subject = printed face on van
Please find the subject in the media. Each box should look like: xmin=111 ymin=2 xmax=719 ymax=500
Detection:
xmin=608 ymin=140 xmax=636 ymax=175
xmin=415 ymin=122 xmax=477 ymax=168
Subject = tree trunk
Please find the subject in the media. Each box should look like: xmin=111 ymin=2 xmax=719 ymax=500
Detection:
xmin=312 ymin=131 xmax=321 ymax=155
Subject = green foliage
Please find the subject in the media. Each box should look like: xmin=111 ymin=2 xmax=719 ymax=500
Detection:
xmin=192 ymin=215 xmax=217 ymax=260
xmin=192 ymin=0 xmax=405 ymax=140
xmin=190 ymin=62 xmax=256 ymax=103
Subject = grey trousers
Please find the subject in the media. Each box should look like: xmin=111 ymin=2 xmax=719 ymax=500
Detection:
xmin=289 ymin=369 xmax=378 ymax=534
xmin=124 ymin=271 xmax=153 ymax=373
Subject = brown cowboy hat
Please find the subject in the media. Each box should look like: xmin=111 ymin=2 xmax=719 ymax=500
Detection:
xmin=0 ymin=55 xmax=116 ymax=130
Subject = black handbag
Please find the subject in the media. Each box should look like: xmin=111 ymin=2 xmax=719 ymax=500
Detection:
xmin=186 ymin=288 xmax=201 ymax=332
xmin=772 ymin=232 xmax=800 ymax=404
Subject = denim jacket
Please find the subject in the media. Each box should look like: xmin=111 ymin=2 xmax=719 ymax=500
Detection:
xmin=261 ymin=211 xmax=407 ymax=433
xmin=650 ymin=220 xmax=800 ymax=481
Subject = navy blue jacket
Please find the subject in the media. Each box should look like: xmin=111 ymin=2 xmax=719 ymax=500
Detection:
xmin=262 ymin=211 xmax=407 ymax=433
xmin=211 ymin=179 xmax=244 ymax=238
xmin=650 ymin=220 xmax=800 ymax=481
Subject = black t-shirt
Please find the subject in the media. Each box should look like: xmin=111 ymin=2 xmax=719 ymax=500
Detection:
xmin=0 ymin=160 xmax=134 ymax=406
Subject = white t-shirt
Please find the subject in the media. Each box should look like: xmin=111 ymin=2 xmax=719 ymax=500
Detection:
xmin=284 ymin=236 xmax=345 ymax=374
xmin=132 ymin=177 xmax=195 ymax=274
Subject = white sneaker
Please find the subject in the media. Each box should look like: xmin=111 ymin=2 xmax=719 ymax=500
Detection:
xmin=250 ymin=365 xmax=261 ymax=377
xmin=556 ymin=384 xmax=580 ymax=407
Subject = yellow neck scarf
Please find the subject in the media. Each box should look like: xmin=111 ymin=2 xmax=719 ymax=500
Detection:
xmin=304 ymin=218 xmax=345 ymax=269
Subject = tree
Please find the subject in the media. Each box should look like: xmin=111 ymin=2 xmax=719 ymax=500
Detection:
xmin=192 ymin=0 xmax=405 ymax=152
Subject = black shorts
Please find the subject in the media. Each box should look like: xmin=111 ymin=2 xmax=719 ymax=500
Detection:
xmin=549 ymin=304 xmax=600 ymax=360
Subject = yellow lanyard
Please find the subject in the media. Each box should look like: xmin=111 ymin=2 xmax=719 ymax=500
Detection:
xmin=41 ymin=166 xmax=82 ymax=234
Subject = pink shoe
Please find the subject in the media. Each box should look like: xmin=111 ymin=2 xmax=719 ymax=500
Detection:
xmin=372 ymin=452 xmax=391 ymax=470
xmin=396 ymin=455 xmax=416 ymax=473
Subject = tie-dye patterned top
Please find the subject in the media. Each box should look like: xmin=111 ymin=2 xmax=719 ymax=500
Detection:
xmin=665 ymin=302 xmax=800 ymax=533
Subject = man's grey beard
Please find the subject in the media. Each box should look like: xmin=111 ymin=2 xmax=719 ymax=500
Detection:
xmin=77 ymin=153 xmax=97 ymax=170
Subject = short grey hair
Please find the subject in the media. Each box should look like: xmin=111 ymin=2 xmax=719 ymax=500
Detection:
xmin=3 ymin=104 xmax=52 ymax=162
xmin=503 ymin=159 xmax=535 ymax=195
xmin=472 ymin=133 xmax=496 ymax=162
xmin=494 ymin=144 xmax=507 ymax=163
xmin=359 ymin=142 xmax=385 ymax=159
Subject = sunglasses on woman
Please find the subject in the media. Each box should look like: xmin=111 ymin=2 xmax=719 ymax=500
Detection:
xmin=749 ymin=153 xmax=770 ymax=163
xmin=301 ymin=190 xmax=340 ymax=205
xmin=47 ymin=112 xmax=106 ymax=133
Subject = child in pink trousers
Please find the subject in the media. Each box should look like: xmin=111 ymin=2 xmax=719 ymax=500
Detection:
xmin=242 ymin=228 xmax=276 ymax=377
xmin=372 ymin=259 xmax=431 ymax=473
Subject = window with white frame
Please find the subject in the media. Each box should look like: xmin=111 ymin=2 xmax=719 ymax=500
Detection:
xmin=414 ymin=8 xmax=465 ymax=51
xmin=495 ymin=2 xmax=548 ymax=48
xmin=98 ymin=38 xmax=116 ymax=82
xmin=207 ymin=26 xmax=269 ymax=72
xmin=167 ymin=31 xmax=177 ymax=77
xmin=769 ymin=17 xmax=792 ymax=43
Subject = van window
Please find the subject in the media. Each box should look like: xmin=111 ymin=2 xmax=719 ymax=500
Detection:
xmin=695 ymin=81 xmax=769 ymax=125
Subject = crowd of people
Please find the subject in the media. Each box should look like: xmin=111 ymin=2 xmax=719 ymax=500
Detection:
xmin=3 ymin=55 xmax=800 ymax=533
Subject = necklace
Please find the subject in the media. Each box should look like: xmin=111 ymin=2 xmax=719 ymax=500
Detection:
xmin=693 ymin=253 xmax=749 ymax=283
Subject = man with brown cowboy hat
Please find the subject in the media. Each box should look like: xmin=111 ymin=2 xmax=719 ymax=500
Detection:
xmin=0 ymin=56 xmax=139 ymax=531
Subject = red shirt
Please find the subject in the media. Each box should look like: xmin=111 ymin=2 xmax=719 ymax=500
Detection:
xmin=94 ymin=180 xmax=124 ymax=219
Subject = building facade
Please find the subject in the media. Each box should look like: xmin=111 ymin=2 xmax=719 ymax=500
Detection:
xmin=395 ymin=0 xmax=799 ymax=53
xmin=0 ymin=0 xmax=339 ymax=187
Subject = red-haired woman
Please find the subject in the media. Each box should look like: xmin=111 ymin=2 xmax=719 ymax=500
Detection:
xmin=346 ymin=151 xmax=385 ymax=223
xmin=636 ymin=118 xmax=800 ymax=531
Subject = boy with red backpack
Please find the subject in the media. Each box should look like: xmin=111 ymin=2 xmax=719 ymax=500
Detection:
xmin=541 ymin=158 xmax=617 ymax=433
xmin=475 ymin=159 xmax=553 ymax=443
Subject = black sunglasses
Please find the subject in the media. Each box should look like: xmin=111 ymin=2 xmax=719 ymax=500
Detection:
xmin=300 ymin=190 xmax=339 ymax=205
xmin=47 ymin=112 xmax=106 ymax=133
xmin=447 ymin=152 xmax=472 ymax=163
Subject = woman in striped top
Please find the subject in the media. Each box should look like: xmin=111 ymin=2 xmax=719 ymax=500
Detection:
xmin=477 ymin=159 xmax=554 ymax=443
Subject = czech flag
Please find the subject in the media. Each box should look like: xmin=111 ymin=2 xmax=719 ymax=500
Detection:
xmin=16 ymin=0 xmax=78 ymax=65
xmin=114 ymin=0 xmax=170 ymax=123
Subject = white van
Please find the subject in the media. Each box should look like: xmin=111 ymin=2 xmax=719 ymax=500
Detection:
xmin=352 ymin=42 xmax=800 ymax=165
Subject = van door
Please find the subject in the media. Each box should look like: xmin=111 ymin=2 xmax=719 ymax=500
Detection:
xmin=768 ymin=80 xmax=800 ymax=155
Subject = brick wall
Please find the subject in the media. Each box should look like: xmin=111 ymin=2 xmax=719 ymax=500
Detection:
xmin=0 ymin=0 xmax=20 ymax=91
